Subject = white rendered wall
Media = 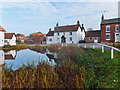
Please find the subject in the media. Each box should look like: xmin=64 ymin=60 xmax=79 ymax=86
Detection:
xmin=4 ymin=35 xmax=16 ymax=46
xmin=46 ymin=36 xmax=55 ymax=44
xmin=0 ymin=32 xmax=4 ymax=47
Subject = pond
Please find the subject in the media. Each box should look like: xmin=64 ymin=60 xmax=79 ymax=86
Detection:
xmin=0 ymin=49 xmax=56 ymax=70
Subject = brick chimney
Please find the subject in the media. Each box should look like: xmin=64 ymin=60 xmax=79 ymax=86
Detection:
xmin=77 ymin=20 xmax=80 ymax=25
xmin=82 ymin=24 xmax=84 ymax=28
xmin=56 ymin=23 xmax=59 ymax=27
xmin=49 ymin=28 xmax=51 ymax=31
xmin=101 ymin=14 xmax=104 ymax=21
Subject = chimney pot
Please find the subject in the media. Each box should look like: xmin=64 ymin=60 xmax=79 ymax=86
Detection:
xmin=56 ymin=23 xmax=59 ymax=27
xmin=77 ymin=20 xmax=80 ymax=25
xmin=102 ymin=14 xmax=104 ymax=21
xmin=82 ymin=24 xmax=84 ymax=27
xmin=49 ymin=28 xmax=51 ymax=31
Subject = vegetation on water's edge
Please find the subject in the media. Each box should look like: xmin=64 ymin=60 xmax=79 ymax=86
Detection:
xmin=2 ymin=45 xmax=47 ymax=52
xmin=2 ymin=61 xmax=85 ymax=88
xmin=2 ymin=44 xmax=120 ymax=88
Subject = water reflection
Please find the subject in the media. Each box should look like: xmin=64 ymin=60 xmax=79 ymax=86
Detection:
xmin=0 ymin=49 xmax=57 ymax=70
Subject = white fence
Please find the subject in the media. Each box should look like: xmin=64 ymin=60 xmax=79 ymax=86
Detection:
xmin=61 ymin=43 xmax=120 ymax=59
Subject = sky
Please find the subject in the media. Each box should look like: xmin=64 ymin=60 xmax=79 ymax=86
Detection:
xmin=0 ymin=0 xmax=119 ymax=36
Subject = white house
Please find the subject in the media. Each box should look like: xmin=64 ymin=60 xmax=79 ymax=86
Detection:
xmin=4 ymin=33 xmax=16 ymax=46
xmin=46 ymin=21 xmax=85 ymax=44
xmin=0 ymin=26 xmax=6 ymax=47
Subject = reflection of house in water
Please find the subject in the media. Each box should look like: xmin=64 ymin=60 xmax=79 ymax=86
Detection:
xmin=4 ymin=50 xmax=16 ymax=60
xmin=46 ymin=49 xmax=58 ymax=61
xmin=0 ymin=50 xmax=4 ymax=65
xmin=0 ymin=50 xmax=16 ymax=89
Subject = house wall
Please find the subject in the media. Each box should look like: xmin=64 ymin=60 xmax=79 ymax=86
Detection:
xmin=46 ymin=36 xmax=54 ymax=44
xmin=48 ymin=27 xmax=85 ymax=44
xmin=85 ymin=37 xmax=100 ymax=43
xmin=4 ymin=35 xmax=16 ymax=45
xmin=101 ymin=23 xmax=120 ymax=43
xmin=0 ymin=31 xmax=4 ymax=47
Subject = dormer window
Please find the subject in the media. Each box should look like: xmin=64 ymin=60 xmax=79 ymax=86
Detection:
xmin=115 ymin=25 xmax=119 ymax=31
xmin=106 ymin=26 xmax=110 ymax=32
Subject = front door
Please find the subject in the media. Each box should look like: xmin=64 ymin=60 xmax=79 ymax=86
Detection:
xmin=61 ymin=35 xmax=66 ymax=43
xmin=116 ymin=34 xmax=119 ymax=42
xmin=94 ymin=37 xmax=98 ymax=43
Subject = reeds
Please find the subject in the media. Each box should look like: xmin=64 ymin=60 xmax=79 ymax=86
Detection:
xmin=2 ymin=60 xmax=85 ymax=88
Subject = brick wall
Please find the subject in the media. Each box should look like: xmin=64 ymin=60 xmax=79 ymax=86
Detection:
xmin=85 ymin=37 xmax=100 ymax=43
xmin=101 ymin=24 xmax=120 ymax=42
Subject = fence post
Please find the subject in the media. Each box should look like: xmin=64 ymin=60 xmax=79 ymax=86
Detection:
xmin=66 ymin=43 xmax=67 ymax=46
xmin=84 ymin=43 xmax=86 ymax=48
xmin=78 ymin=44 xmax=80 ymax=47
xmin=93 ymin=44 xmax=95 ymax=49
xmin=62 ymin=43 xmax=63 ymax=47
xmin=111 ymin=47 xmax=114 ymax=59
xmin=102 ymin=45 xmax=104 ymax=53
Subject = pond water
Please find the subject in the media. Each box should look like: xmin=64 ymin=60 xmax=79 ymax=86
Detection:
xmin=0 ymin=49 xmax=56 ymax=70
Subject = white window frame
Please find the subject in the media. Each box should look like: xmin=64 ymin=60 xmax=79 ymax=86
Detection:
xmin=94 ymin=37 xmax=98 ymax=40
xmin=106 ymin=25 xmax=110 ymax=32
xmin=89 ymin=37 xmax=92 ymax=40
xmin=106 ymin=33 xmax=110 ymax=40
xmin=115 ymin=25 xmax=119 ymax=31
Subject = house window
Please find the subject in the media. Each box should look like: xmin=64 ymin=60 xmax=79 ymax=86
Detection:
xmin=106 ymin=26 xmax=110 ymax=32
xmin=106 ymin=33 xmax=110 ymax=40
xmin=57 ymin=33 xmax=59 ymax=36
xmin=94 ymin=37 xmax=98 ymax=40
xmin=70 ymin=37 xmax=72 ymax=41
xmin=115 ymin=25 xmax=119 ymax=31
xmin=49 ymin=38 xmax=52 ymax=41
xmin=70 ymin=32 xmax=72 ymax=35
xmin=89 ymin=37 xmax=92 ymax=40
xmin=4 ymin=40 xmax=7 ymax=43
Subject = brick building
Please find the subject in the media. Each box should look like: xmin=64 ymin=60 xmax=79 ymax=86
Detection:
xmin=101 ymin=15 xmax=120 ymax=43
xmin=85 ymin=30 xmax=101 ymax=43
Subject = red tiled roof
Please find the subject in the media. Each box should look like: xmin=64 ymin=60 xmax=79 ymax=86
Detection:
xmin=85 ymin=30 xmax=101 ymax=37
xmin=5 ymin=33 xmax=15 ymax=39
xmin=54 ymin=24 xmax=80 ymax=32
xmin=0 ymin=26 xmax=6 ymax=32
xmin=5 ymin=55 xmax=14 ymax=60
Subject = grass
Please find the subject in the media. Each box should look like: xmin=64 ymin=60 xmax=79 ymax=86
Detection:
xmin=1 ymin=44 xmax=120 ymax=88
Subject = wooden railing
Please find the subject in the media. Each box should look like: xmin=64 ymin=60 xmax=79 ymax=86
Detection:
xmin=61 ymin=43 xmax=120 ymax=59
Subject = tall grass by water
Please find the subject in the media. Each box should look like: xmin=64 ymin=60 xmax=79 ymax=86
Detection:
xmin=2 ymin=61 xmax=85 ymax=88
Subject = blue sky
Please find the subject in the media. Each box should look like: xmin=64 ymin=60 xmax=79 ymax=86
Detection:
xmin=0 ymin=1 xmax=118 ymax=36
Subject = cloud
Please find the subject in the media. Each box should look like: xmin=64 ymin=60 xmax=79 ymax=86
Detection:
xmin=1 ymin=1 xmax=119 ymax=35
